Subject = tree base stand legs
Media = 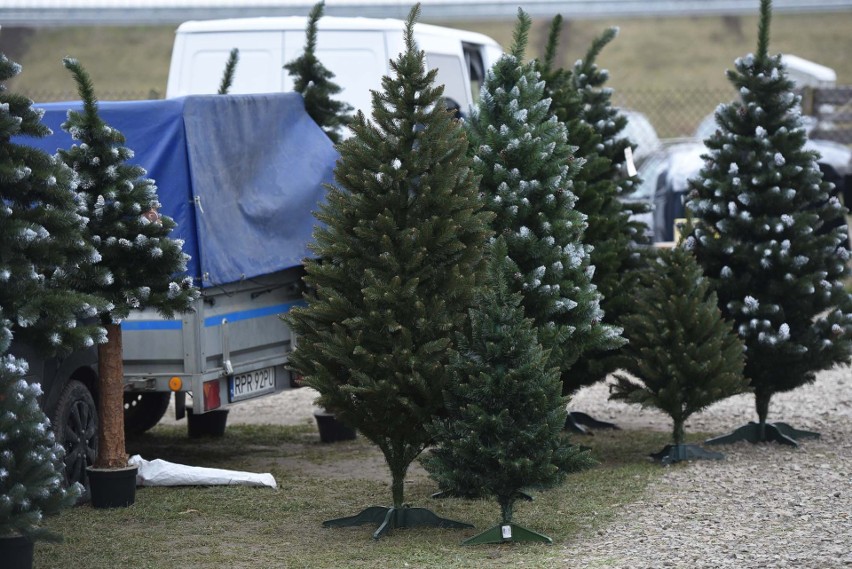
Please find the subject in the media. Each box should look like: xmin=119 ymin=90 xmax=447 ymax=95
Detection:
xmin=564 ymin=411 xmax=620 ymax=435
xmin=322 ymin=505 xmax=472 ymax=540
xmin=705 ymin=421 xmax=820 ymax=448
xmin=649 ymin=444 xmax=725 ymax=466
xmin=462 ymin=522 xmax=552 ymax=545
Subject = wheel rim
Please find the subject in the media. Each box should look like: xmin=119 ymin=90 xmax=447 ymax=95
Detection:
xmin=64 ymin=397 xmax=98 ymax=487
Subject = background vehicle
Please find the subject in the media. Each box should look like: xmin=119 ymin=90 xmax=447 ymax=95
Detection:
xmin=166 ymin=16 xmax=503 ymax=120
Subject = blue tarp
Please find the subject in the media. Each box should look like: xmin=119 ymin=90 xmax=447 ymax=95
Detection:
xmin=24 ymin=92 xmax=338 ymax=288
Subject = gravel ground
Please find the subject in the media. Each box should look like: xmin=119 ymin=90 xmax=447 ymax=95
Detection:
xmin=164 ymin=366 xmax=852 ymax=568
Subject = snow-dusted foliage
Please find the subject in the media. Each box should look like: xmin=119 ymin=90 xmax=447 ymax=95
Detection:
xmin=684 ymin=0 xmax=852 ymax=425
xmin=59 ymin=58 xmax=199 ymax=322
xmin=0 ymin=53 xmax=109 ymax=353
xmin=467 ymin=10 xmax=623 ymax=388
xmin=0 ymin=315 xmax=80 ymax=541
xmin=538 ymin=20 xmax=651 ymax=393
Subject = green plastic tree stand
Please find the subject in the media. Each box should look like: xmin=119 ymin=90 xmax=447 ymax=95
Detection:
xmin=649 ymin=444 xmax=725 ymax=466
xmin=705 ymin=421 xmax=821 ymax=448
xmin=322 ymin=505 xmax=473 ymax=540
xmin=462 ymin=522 xmax=552 ymax=545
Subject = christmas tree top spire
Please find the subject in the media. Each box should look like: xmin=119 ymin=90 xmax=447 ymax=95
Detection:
xmin=757 ymin=0 xmax=772 ymax=61
xmin=509 ymin=8 xmax=531 ymax=60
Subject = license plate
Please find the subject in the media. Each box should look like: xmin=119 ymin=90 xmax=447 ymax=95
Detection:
xmin=229 ymin=367 xmax=276 ymax=402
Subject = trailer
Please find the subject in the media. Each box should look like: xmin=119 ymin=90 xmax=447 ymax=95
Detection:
xmin=17 ymin=91 xmax=338 ymax=486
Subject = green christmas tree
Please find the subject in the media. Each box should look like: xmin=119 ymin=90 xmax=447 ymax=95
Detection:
xmin=610 ymin=247 xmax=750 ymax=464
xmin=539 ymin=20 xmax=651 ymax=430
xmin=424 ymin=238 xmax=595 ymax=545
xmin=286 ymin=5 xmax=491 ymax=539
xmin=284 ymin=1 xmax=353 ymax=143
xmin=217 ymin=48 xmax=239 ymax=95
xmin=0 ymin=52 xmax=108 ymax=354
xmin=0 ymin=313 xmax=81 ymax=542
xmin=467 ymin=10 xmax=622 ymax=399
xmin=59 ymin=58 xmax=199 ymax=472
xmin=685 ymin=0 xmax=852 ymax=446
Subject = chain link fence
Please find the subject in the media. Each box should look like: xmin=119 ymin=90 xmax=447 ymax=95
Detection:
xmin=23 ymin=85 xmax=852 ymax=145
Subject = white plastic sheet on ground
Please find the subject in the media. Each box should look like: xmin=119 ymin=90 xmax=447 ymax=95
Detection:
xmin=128 ymin=455 xmax=276 ymax=488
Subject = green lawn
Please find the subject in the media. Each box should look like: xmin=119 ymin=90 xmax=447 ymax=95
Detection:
xmin=33 ymin=423 xmax=700 ymax=569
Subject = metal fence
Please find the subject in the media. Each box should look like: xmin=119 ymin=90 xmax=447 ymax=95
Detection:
xmin=23 ymin=85 xmax=852 ymax=145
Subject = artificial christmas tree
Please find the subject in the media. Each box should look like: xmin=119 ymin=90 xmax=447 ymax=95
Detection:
xmin=540 ymin=20 xmax=651 ymax=433
xmin=424 ymin=239 xmax=595 ymax=544
xmin=0 ymin=52 xmax=108 ymax=355
xmin=284 ymin=1 xmax=353 ymax=144
xmin=685 ymin=0 xmax=852 ymax=446
xmin=59 ymin=58 xmax=198 ymax=501
xmin=0 ymin=312 xmax=80 ymax=567
xmin=467 ymin=10 xmax=622 ymax=402
xmin=610 ymin=247 xmax=750 ymax=464
xmin=217 ymin=48 xmax=239 ymax=95
xmin=286 ymin=5 xmax=491 ymax=539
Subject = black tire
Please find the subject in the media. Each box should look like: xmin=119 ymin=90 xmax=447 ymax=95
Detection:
xmin=123 ymin=392 xmax=172 ymax=435
xmin=50 ymin=380 xmax=98 ymax=491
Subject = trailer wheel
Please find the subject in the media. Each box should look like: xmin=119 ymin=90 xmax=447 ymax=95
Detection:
xmin=51 ymin=380 xmax=98 ymax=491
xmin=124 ymin=392 xmax=172 ymax=435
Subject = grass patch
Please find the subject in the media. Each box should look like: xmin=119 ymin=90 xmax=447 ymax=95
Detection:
xmin=32 ymin=423 xmax=700 ymax=568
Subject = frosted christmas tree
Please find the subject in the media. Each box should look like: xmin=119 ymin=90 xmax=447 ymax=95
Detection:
xmin=60 ymin=58 xmax=198 ymax=473
xmin=685 ymin=0 xmax=852 ymax=445
xmin=540 ymin=20 xmax=651 ymax=433
xmin=467 ymin=10 xmax=623 ymax=403
xmin=0 ymin=52 xmax=107 ymax=354
xmin=0 ymin=312 xmax=80 ymax=542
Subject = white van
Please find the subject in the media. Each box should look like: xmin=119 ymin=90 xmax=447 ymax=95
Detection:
xmin=166 ymin=16 xmax=503 ymax=118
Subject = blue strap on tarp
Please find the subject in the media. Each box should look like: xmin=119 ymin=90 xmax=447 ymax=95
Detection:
xmin=24 ymin=92 xmax=338 ymax=288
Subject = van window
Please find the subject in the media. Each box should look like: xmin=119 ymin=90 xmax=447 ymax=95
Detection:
xmin=426 ymin=53 xmax=467 ymax=116
xmin=463 ymin=43 xmax=486 ymax=103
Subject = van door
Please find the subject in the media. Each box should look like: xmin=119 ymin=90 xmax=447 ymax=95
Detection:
xmin=168 ymin=31 xmax=285 ymax=97
xmin=283 ymin=31 xmax=387 ymax=118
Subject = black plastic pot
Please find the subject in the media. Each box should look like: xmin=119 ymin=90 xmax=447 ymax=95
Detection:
xmin=186 ymin=408 xmax=229 ymax=438
xmin=314 ymin=411 xmax=357 ymax=443
xmin=0 ymin=534 xmax=34 ymax=569
xmin=86 ymin=465 xmax=138 ymax=509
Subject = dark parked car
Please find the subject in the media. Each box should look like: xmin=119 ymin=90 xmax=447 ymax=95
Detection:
xmin=630 ymin=131 xmax=852 ymax=243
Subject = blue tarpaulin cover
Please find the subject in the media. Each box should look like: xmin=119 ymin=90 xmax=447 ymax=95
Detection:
xmin=24 ymin=92 xmax=338 ymax=288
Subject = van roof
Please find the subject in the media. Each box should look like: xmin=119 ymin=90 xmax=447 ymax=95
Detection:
xmin=175 ymin=16 xmax=501 ymax=48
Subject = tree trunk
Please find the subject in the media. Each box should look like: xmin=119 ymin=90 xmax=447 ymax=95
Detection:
xmin=389 ymin=461 xmax=408 ymax=509
xmin=499 ymin=496 xmax=514 ymax=524
xmin=672 ymin=418 xmax=685 ymax=446
xmin=755 ymin=390 xmax=772 ymax=442
xmin=94 ymin=322 xmax=127 ymax=469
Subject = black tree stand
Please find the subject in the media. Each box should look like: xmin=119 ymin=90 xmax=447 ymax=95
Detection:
xmin=322 ymin=505 xmax=472 ymax=540
xmin=565 ymin=411 xmax=620 ymax=435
